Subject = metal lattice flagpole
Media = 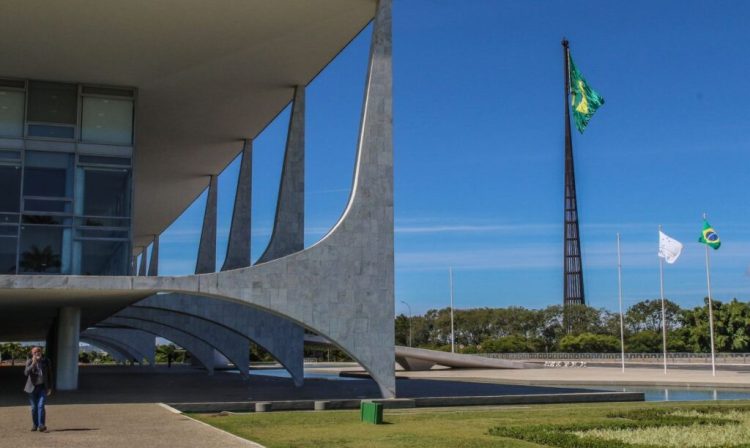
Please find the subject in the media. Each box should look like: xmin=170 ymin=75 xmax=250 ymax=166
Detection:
xmin=562 ymin=39 xmax=585 ymax=308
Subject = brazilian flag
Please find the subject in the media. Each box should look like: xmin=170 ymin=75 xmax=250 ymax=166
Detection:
xmin=698 ymin=220 xmax=721 ymax=250
xmin=569 ymin=53 xmax=605 ymax=133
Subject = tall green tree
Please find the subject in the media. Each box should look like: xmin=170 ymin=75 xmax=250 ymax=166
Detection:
xmin=626 ymin=299 xmax=681 ymax=333
xmin=680 ymin=299 xmax=750 ymax=352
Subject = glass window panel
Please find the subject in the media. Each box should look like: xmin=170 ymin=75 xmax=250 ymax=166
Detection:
xmin=0 ymin=226 xmax=17 ymax=236
xmin=24 ymin=199 xmax=71 ymax=213
xmin=76 ymin=217 xmax=130 ymax=228
xmin=24 ymin=152 xmax=73 ymax=198
xmin=0 ymin=213 xmax=19 ymax=224
xmin=0 ymin=150 xmax=21 ymax=160
xmin=79 ymin=240 xmax=128 ymax=275
xmin=0 ymin=165 xmax=21 ymax=212
xmin=0 ymin=90 xmax=24 ymax=137
xmin=0 ymin=79 xmax=24 ymax=89
xmin=19 ymin=226 xmax=64 ymax=273
xmin=27 ymin=82 xmax=77 ymax=125
xmin=77 ymin=228 xmax=129 ymax=239
xmin=27 ymin=124 xmax=75 ymax=139
xmin=24 ymin=168 xmax=69 ymax=198
xmin=0 ymin=236 xmax=17 ymax=274
xmin=81 ymin=97 xmax=133 ymax=145
xmin=82 ymin=169 xmax=131 ymax=217
xmin=78 ymin=155 xmax=131 ymax=166
xmin=26 ymin=151 xmax=74 ymax=169
xmin=82 ymin=86 xmax=133 ymax=97
xmin=22 ymin=214 xmax=69 ymax=225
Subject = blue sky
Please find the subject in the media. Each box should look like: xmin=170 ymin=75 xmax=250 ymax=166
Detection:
xmin=150 ymin=0 xmax=750 ymax=316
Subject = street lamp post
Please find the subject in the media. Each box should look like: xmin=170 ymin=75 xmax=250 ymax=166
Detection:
xmin=400 ymin=300 xmax=412 ymax=347
xmin=449 ymin=267 xmax=455 ymax=353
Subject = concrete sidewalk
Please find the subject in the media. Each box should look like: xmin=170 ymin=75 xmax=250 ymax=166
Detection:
xmin=396 ymin=366 xmax=750 ymax=389
xmin=0 ymin=403 xmax=260 ymax=448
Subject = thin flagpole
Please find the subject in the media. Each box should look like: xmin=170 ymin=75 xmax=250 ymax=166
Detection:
xmin=449 ymin=267 xmax=455 ymax=354
xmin=616 ymin=233 xmax=625 ymax=372
xmin=703 ymin=213 xmax=717 ymax=377
xmin=658 ymin=225 xmax=668 ymax=375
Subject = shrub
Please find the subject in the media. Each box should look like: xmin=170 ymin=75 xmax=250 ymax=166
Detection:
xmin=559 ymin=333 xmax=620 ymax=353
xmin=482 ymin=335 xmax=540 ymax=353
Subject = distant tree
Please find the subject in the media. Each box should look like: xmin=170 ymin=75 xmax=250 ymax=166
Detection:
xmin=395 ymin=314 xmax=410 ymax=346
xmin=559 ymin=333 xmax=620 ymax=353
xmin=540 ymin=306 xmax=566 ymax=352
xmin=562 ymin=304 xmax=609 ymax=335
xmin=1 ymin=342 xmax=24 ymax=366
xmin=303 ymin=344 xmax=352 ymax=362
xmin=680 ymin=298 xmax=750 ymax=352
xmin=626 ymin=299 xmax=681 ymax=333
xmin=626 ymin=330 xmax=661 ymax=353
xmin=79 ymin=351 xmax=92 ymax=364
xmin=391 ymin=299 xmax=750 ymax=355
xmin=482 ymin=335 xmax=541 ymax=353
xmin=156 ymin=344 xmax=188 ymax=363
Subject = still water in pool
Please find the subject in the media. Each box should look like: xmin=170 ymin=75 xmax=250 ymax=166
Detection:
xmin=574 ymin=385 xmax=750 ymax=402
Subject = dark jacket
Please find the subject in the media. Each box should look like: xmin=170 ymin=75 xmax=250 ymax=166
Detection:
xmin=24 ymin=357 xmax=53 ymax=394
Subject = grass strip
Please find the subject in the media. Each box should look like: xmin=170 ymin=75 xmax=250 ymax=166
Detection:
xmin=490 ymin=404 xmax=750 ymax=448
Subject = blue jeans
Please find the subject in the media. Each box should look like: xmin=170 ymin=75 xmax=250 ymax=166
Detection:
xmin=29 ymin=385 xmax=46 ymax=428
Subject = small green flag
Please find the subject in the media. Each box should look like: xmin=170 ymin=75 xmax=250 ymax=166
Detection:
xmin=698 ymin=220 xmax=721 ymax=250
xmin=569 ymin=53 xmax=605 ymax=133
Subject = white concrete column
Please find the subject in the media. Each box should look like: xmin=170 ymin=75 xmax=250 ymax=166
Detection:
xmin=56 ymin=306 xmax=81 ymax=390
xmin=148 ymin=235 xmax=159 ymax=276
xmin=196 ymin=175 xmax=218 ymax=274
xmin=222 ymin=140 xmax=253 ymax=271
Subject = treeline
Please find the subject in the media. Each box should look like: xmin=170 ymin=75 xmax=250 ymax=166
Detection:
xmin=395 ymin=298 xmax=750 ymax=354
xmin=0 ymin=343 xmax=116 ymax=365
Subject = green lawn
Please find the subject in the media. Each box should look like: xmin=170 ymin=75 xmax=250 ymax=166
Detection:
xmin=192 ymin=401 xmax=750 ymax=448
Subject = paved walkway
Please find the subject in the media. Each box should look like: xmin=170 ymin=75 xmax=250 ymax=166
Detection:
xmin=394 ymin=366 xmax=750 ymax=388
xmin=0 ymin=403 xmax=260 ymax=448
xmin=0 ymin=365 xmax=595 ymax=407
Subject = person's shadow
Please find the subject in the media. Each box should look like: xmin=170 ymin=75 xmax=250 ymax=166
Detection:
xmin=46 ymin=428 xmax=100 ymax=432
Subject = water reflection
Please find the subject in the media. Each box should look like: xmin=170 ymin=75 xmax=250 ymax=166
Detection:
xmin=584 ymin=385 xmax=750 ymax=402
xmin=231 ymin=368 xmax=362 ymax=381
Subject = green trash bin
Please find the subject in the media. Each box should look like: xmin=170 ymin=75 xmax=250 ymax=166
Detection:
xmin=360 ymin=401 xmax=383 ymax=424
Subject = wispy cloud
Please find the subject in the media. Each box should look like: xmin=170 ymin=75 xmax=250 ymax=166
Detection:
xmin=159 ymin=226 xmax=334 ymax=245
xmin=160 ymin=228 xmax=231 ymax=244
xmin=392 ymin=218 xmax=657 ymax=236
xmin=396 ymin=245 xmax=558 ymax=271
xmin=396 ymin=240 xmax=750 ymax=272
xmin=395 ymin=223 xmax=555 ymax=234
xmin=395 ymin=218 xmax=750 ymax=236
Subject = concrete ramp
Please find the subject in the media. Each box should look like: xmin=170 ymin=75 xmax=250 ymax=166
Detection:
xmin=303 ymin=335 xmax=539 ymax=371
xmin=394 ymin=346 xmax=541 ymax=371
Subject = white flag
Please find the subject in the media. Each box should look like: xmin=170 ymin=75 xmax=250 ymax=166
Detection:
xmin=658 ymin=230 xmax=683 ymax=264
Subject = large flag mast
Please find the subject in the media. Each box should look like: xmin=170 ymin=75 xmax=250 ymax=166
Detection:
xmin=562 ymin=39 xmax=586 ymax=307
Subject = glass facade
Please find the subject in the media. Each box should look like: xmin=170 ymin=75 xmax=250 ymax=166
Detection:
xmin=27 ymin=82 xmax=78 ymax=139
xmin=81 ymin=97 xmax=134 ymax=145
xmin=0 ymin=90 xmax=25 ymax=137
xmin=0 ymin=78 xmax=135 ymax=275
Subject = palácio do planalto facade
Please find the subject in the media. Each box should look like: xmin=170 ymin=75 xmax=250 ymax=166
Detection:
xmin=0 ymin=0 xmax=396 ymax=398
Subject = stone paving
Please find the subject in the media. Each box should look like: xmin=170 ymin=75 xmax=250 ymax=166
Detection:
xmin=0 ymin=365 xmax=595 ymax=407
xmin=0 ymin=403 xmax=259 ymax=448
xmin=6 ymin=363 xmax=740 ymax=447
